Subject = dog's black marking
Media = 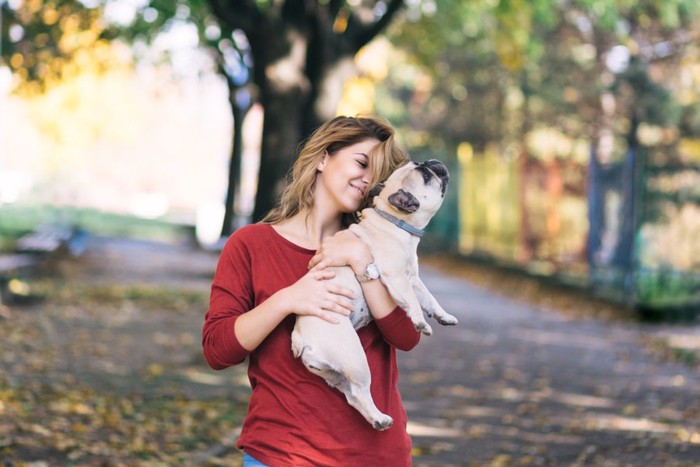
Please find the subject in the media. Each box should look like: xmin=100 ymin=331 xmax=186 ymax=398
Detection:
xmin=418 ymin=160 xmax=449 ymax=196
xmin=368 ymin=183 xmax=385 ymax=198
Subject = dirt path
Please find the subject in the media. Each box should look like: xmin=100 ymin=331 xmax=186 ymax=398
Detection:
xmin=2 ymin=235 xmax=699 ymax=466
xmin=402 ymin=270 xmax=700 ymax=466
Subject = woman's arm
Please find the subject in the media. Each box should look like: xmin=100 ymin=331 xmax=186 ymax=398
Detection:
xmin=308 ymin=230 xmax=397 ymax=317
xmin=203 ymin=234 xmax=356 ymax=370
xmin=308 ymin=230 xmax=420 ymax=350
xmin=233 ymin=268 xmax=356 ymax=351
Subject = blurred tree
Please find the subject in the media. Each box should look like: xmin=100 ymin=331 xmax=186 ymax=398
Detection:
xmin=384 ymin=0 xmax=700 ymax=163
xmin=0 ymin=0 xmax=115 ymax=95
xmin=201 ymin=0 xmax=405 ymax=222
xmin=1 ymin=0 xmax=405 ymax=227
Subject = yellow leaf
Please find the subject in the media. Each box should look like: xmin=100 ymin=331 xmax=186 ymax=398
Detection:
xmin=30 ymin=424 xmax=52 ymax=437
xmin=148 ymin=363 xmax=164 ymax=377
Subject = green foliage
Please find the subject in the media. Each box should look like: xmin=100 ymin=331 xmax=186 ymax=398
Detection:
xmin=612 ymin=58 xmax=682 ymax=128
xmin=384 ymin=0 xmax=700 ymax=156
xmin=636 ymin=268 xmax=700 ymax=307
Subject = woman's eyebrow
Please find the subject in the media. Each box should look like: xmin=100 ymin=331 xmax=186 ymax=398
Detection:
xmin=354 ymin=153 xmax=369 ymax=158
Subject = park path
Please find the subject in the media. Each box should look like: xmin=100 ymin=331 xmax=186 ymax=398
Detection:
xmin=403 ymin=267 xmax=700 ymax=466
xmin=15 ymin=235 xmax=698 ymax=466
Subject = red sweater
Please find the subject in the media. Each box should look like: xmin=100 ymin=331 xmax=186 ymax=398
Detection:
xmin=202 ymin=224 xmax=420 ymax=467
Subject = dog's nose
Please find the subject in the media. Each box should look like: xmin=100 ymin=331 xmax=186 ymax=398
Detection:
xmin=422 ymin=159 xmax=448 ymax=178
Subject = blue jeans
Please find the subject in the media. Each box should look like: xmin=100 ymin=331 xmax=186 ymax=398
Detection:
xmin=243 ymin=452 xmax=270 ymax=467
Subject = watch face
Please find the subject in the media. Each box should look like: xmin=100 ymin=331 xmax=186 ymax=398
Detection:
xmin=366 ymin=263 xmax=379 ymax=279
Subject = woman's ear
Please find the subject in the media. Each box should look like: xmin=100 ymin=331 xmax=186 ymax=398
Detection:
xmin=317 ymin=151 xmax=328 ymax=171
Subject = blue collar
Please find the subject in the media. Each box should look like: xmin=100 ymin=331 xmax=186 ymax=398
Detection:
xmin=373 ymin=208 xmax=425 ymax=238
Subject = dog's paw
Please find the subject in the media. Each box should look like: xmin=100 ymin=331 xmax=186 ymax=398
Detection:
xmin=372 ymin=415 xmax=393 ymax=431
xmin=436 ymin=314 xmax=458 ymax=326
xmin=415 ymin=321 xmax=433 ymax=336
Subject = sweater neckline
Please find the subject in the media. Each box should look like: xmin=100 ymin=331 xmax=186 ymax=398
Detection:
xmin=266 ymin=224 xmax=316 ymax=255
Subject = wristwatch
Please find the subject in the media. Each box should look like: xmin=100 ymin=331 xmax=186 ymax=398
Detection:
xmin=355 ymin=263 xmax=380 ymax=282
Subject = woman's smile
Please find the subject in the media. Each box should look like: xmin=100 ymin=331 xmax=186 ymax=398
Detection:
xmin=316 ymin=138 xmax=378 ymax=213
xmin=349 ymin=183 xmax=365 ymax=198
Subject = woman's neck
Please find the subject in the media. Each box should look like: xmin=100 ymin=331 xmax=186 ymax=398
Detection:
xmin=275 ymin=209 xmax=342 ymax=250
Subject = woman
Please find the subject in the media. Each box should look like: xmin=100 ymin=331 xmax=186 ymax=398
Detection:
xmin=202 ymin=116 xmax=420 ymax=466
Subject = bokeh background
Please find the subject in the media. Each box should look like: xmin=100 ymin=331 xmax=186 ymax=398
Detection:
xmin=1 ymin=1 xmax=700 ymax=464
xmin=2 ymin=0 xmax=699 ymax=311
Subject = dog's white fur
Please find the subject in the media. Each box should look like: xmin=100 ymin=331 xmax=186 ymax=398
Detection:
xmin=291 ymin=160 xmax=458 ymax=430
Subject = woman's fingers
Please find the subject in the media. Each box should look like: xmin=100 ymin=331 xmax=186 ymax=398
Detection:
xmin=326 ymin=283 xmax=356 ymax=300
xmin=312 ymin=269 xmax=335 ymax=280
xmin=308 ymin=254 xmax=321 ymax=270
xmin=290 ymin=266 xmax=358 ymax=323
xmin=326 ymin=297 xmax=353 ymax=314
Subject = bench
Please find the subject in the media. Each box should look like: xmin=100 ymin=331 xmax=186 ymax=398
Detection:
xmin=0 ymin=224 xmax=88 ymax=305
xmin=16 ymin=225 xmax=73 ymax=254
xmin=0 ymin=254 xmax=40 ymax=305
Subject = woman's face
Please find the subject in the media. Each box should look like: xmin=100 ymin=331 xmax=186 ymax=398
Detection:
xmin=315 ymin=138 xmax=380 ymax=214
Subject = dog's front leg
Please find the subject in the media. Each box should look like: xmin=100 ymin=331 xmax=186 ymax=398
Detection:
xmin=382 ymin=274 xmax=433 ymax=335
xmin=412 ymin=277 xmax=458 ymax=326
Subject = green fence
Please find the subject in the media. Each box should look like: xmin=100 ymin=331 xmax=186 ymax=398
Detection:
xmin=456 ymin=142 xmax=700 ymax=313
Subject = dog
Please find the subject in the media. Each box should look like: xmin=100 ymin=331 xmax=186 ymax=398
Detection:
xmin=291 ymin=159 xmax=458 ymax=430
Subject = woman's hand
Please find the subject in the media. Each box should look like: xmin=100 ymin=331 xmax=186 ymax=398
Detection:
xmin=308 ymin=230 xmax=373 ymax=276
xmin=281 ymin=268 xmax=356 ymax=324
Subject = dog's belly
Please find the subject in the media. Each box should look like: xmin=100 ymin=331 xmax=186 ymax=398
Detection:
xmin=330 ymin=266 xmax=372 ymax=330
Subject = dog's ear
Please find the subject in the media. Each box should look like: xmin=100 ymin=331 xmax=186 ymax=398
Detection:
xmin=368 ymin=183 xmax=385 ymax=198
xmin=388 ymin=189 xmax=420 ymax=213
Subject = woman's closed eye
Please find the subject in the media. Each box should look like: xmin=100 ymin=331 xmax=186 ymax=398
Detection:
xmin=357 ymin=160 xmax=368 ymax=168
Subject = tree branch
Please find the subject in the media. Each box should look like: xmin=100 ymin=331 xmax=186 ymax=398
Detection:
xmin=282 ymin=0 xmax=310 ymax=22
xmin=206 ymin=0 xmax=263 ymax=34
xmin=329 ymin=0 xmax=344 ymax=19
xmin=351 ymin=0 xmax=405 ymax=51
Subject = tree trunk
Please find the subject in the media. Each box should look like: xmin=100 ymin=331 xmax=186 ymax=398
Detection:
xmin=220 ymin=88 xmax=248 ymax=237
xmin=252 ymin=67 xmax=311 ymax=221
xmin=205 ymin=1 xmax=406 ymax=221
xmin=301 ymin=55 xmax=357 ymax=138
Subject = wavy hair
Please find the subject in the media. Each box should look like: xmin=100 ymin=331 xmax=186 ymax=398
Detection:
xmin=261 ymin=115 xmax=408 ymax=226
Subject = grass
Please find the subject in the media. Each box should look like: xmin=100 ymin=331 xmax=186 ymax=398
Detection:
xmin=422 ymin=252 xmax=639 ymax=322
xmin=0 ymin=204 xmax=191 ymax=249
xmin=32 ymin=280 xmax=210 ymax=312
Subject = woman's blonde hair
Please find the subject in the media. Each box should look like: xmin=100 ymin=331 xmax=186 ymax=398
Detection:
xmin=261 ymin=115 xmax=408 ymax=226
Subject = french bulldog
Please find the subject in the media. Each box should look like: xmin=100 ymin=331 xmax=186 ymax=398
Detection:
xmin=291 ymin=159 xmax=458 ymax=430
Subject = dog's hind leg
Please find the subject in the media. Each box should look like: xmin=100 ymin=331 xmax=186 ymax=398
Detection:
xmin=291 ymin=328 xmax=305 ymax=358
xmin=336 ymin=378 xmax=393 ymax=431
xmin=294 ymin=325 xmax=393 ymax=430
xmin=300 ymin=351 xmax=393 ymax=430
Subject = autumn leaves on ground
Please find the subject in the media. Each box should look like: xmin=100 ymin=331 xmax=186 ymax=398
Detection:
xmin=1 ymin=237 xmax=699 ymax=465
xmin=0 ymin=239 xmax=250 ymax=465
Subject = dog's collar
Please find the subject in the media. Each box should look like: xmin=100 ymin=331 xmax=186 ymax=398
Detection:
xmin=373 ymin=208 xmax=425 ymax=238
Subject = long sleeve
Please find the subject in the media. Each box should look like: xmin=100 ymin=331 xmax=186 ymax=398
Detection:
xmin=202 ymin=232 xmax=255 ymax=369
xmin=375 ymin=306 xmax=421 ymax=351
xmin=200 ymin=224 xmax=413 ymax=466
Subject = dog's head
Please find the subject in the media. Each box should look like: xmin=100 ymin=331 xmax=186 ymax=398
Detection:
xmin=371 ymin=159 xmax=449 ymax=229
